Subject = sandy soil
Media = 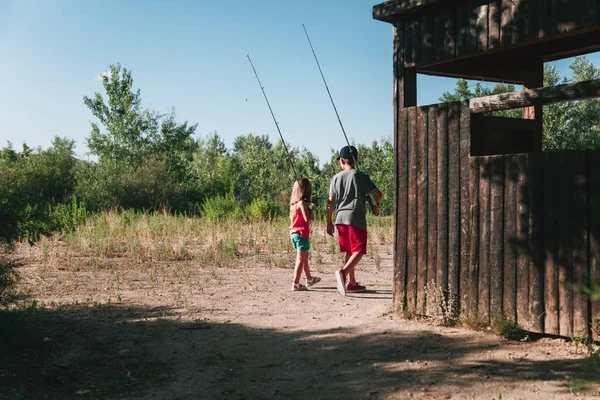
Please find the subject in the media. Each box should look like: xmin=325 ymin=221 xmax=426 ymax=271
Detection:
xmin=2 ymin=243 xmax=599 ymax=400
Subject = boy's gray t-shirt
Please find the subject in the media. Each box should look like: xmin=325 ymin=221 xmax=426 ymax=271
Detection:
xmin=329 ymin=169 xmax=378 ymax=231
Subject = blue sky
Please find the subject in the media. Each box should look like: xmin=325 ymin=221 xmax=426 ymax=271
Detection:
xmin=1 ymin=0 xmax=598 ymax=164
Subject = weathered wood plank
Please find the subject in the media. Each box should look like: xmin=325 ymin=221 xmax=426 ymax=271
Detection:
xmin=512 ymin=0 xmax=525 ymax=44
xmin=503 ymin=155 xmax=518 ymax=322
xmin=448 ymin=102 xmax=461 ymax=309
xmin=488 ymin=0 xmax=501 ymax=50
xmin=407 ymin=107 xmax=418 ymax=313
xmin=404 ymin=68 xmax=418 ymax=108
xmin=414 ymin=17 xmax=423 ymax=65
xmin=582 ymin=0 xmax=598 ymax=27
xmin=551 ymin=0 xmax=560 ymax=36
xmin=478 ymin=157 xmax=491 ymax=323
xmin=538 ymin=0 xmax=551 ymax=38
xmin=544 ymin=151 xmax=560 ymax=335
xmin=405 ymin=20 xmax=415 ymax=67
xmin=470 ymin=79 xmax=600 ymax=113
xmin=393 ymin=24 xmax=405 ymax=313
xmin=557 ymin=145 xmax=575 ymax=339
xmin=590 ymin=148 xmax=600 ymax=341
xmin=427 ymin=104 xmax=438 ymax=307
xmin=445 ymin=8 xmax=456 ymax=60
xmin=476 ymin=4 xmax=489 ymax=52
xmin=393 ymin=24 xmax=408 ymax=314
xmin=459 ymin=101 xmax=471 ymax=319
xmin=417 ymin=106 xmax=429 ymax=314
xmin=489 ymin=155 xmax=505 ymax=319
xmin=529 ymin=152 xmax=545 ymax=333
xmin=437 ymin=104 xmax=449 ymax=294
xmin=466 ymin=1 xmax=478 ymax=54
xmin=522 ymin=0 xmax=536 ymax=41
xmin=572 ymin=150 xmax=589 ymax=337
xmin=468 ymin=156 xmax=480 ymax=321
xmin=373 ymin=0 xmax=447 ymax=23
xmin=515 ymin=154 xmax=531 ymax=330
xmin=556 ymin=0 xmax=579 ymax=34
xmin=456 ymin=3 xmax=468 ymax=57
xmin=435 ymin=13 xmax=446 ymax=61
xmin=422 ymin=14 xmax=435 ymax=63
xmin=500 ymin=0 xmax=514 ymax=47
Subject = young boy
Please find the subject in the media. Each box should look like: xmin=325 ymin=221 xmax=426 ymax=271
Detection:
xmin=326 ymin=145 xmax=383 ymax=295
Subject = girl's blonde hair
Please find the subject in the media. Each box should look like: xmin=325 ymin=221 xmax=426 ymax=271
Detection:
xmin=290 ymin=178 xmax=312 ymax=205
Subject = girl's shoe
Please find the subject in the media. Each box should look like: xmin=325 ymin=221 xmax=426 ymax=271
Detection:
xmin=292 ymin=283 xmax=308 ymax=291
xmin=306 ymin=276 xmax=321 ymax=287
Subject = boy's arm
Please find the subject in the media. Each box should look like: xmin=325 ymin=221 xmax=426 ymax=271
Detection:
xmin=326 ymin=195 xmax=335 ymax=236
xmin=370 ymin=189 xmax=383 ymax=216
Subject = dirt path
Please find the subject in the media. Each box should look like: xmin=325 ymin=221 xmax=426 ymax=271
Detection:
xmin=3 ymin=245 xmax=599 ymax=399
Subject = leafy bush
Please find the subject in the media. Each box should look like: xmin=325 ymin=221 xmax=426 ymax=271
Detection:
xmin=246 ymin=198 xmax=280 ymax=221
xmin=0 ymin=244 xmax=20 ymax=306
xmin=201 ymin=195 xmax=243 ymax=221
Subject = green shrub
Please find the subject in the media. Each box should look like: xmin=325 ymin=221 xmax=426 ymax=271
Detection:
xmin=0 ymin=244 xmax=20 ymax=306
xmin=201 ymin=195 xmax=243 ymax=221
xmin=246 ymin=198 xmax=279 ymax=221
xmin=46 ymin=197 xmax=87 ymax=233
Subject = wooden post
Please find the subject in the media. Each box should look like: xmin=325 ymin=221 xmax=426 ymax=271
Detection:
xmin=394 ymin=22 xmax=417 ymax=110
xmin=523 ymin=61 xmax=544 ymax=152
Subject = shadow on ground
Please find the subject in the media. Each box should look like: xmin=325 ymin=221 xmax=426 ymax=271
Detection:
xmin=1 ymin=303 xmax=597 ymax=399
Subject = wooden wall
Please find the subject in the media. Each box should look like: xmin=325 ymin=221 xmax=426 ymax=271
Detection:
xmin=395 ymin=101 xmax=600 ymax=339
xmin=397 ymin=0 xmax=600 ymax=68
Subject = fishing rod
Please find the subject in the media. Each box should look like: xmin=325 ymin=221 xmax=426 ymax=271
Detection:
xmin=246 ymin=53 xmax=299 ymax=181
xmin=302 ymin=24 xmax=358 ymax=168
xmin=302 ymin=25 xmax=376 ymax=213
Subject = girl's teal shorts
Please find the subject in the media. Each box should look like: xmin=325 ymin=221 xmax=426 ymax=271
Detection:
xmin=290 ymin=233 xmax=310 ymax=251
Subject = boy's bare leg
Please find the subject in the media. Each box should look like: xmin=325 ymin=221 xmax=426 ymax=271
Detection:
xmin=342 ymin=252 xmax=363 ymax=285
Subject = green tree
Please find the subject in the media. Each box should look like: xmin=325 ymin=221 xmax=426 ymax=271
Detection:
xmin=84 ymin=63 xmax=160 ymax=165
xmin=81 ymin=64 xmax=199 ymax=211
xmin=231 ymin=134 xmax=294 ymax=205
xmin=440 ymin=56 xmax=600 ymax=150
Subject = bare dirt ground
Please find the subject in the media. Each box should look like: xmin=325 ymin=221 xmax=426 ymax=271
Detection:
xmin=2 ymin=242 xmax=599 ymax=399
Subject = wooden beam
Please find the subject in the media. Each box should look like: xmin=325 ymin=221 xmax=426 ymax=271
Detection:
xmin=421 ymin=61 xmax=535 ymax=84
xmin=373 ymin=0 xmax=453 ymax=23
xmin=470 ymin=79 xmax=600 ymax=113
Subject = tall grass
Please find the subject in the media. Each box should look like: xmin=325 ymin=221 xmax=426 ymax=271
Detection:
xmin=36 ymin=210 xmax=394 ymax=272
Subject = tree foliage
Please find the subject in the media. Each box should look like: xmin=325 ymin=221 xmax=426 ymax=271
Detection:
xmin=440 ymin=56 xmax=600 ymax=150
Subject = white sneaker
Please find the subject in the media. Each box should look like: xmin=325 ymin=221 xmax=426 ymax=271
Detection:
xmin=335 ymin=270 xmax=346 ymax=296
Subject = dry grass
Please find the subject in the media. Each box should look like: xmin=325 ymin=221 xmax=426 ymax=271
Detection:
xmin=32 ymin=211 xmax=394 ymax=275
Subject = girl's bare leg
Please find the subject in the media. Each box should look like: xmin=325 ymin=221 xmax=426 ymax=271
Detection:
xmin=301 ymin=251 xmax=312 ymax=281
xmin=293 ymin=250 xmax=304 ymax=284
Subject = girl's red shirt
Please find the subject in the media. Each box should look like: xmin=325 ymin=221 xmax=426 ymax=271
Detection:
xmin=289 ymin=201 xmax=310 ymax=238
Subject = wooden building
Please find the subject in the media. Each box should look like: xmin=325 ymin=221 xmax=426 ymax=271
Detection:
xmin=373 ymin=0 xmax=600 ymax=338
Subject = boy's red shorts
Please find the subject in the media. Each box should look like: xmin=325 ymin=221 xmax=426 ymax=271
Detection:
xmin=337 ymin=224 xmax=367 ymax=254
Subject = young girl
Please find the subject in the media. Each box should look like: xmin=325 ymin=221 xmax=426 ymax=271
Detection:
xmin=289 ymin=178 xmax=321 ymax=291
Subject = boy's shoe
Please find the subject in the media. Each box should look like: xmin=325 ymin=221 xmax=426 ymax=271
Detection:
xmin=306 ymin=276 xmax=321 ymax=287
xmin=335 ymin=269 xmax=347 ymax=296
xmin=346 ymin=283 xmax=366 ymax=293
xmin=292 ymin=283 xmax=308 ymax=291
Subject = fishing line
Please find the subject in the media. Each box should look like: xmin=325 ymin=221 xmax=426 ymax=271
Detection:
xmin=303 ymin=25 xmax=378 ymax=212
xmin=247 ymin=53 xmax=299 ymax=181
xmin=302 ymin=24 xmax=358 ymax=168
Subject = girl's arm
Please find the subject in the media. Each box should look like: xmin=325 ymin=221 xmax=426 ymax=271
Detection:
xmin=299 ymin=200 xmax=313 ymax=222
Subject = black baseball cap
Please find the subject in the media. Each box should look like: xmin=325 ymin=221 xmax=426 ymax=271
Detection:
xmin=337 ymin=145 xmax=358 ymax=160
